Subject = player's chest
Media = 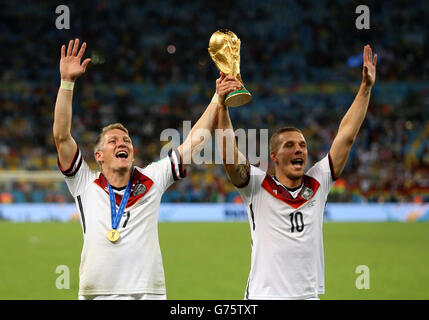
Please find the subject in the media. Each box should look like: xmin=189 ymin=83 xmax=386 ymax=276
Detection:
xmin=255 ymin=189 xmax=325 ymax=235
xmin=82 ymin=185 xmax=160 ymax=226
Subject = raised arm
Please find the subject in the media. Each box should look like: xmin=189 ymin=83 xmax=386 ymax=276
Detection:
xmin=329 ymin=45 xmax=377 ymax=177
xmin=216 ymin=88 xmax=250 ymax=188
xmin=178 ymin=73 xmax=241 ymax=169
xmin=53 ymin=39 xmax=91 ymax=170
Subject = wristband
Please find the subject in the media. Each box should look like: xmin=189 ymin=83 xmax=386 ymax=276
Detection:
xmin=211 ymin=92 xmax=226 ymax=106
xmin=211 ymin=93 xmax=219 ymax=104
xmin=60 ymin=80 xmax=75 ymax=91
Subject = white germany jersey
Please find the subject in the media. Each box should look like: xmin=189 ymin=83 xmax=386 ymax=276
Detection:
xmin=237 ymin=154 xmax=336 ymax=300
xmin=59 ymin=147 xmax=186 ymax=296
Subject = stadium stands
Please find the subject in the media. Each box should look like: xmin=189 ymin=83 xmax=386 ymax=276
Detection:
xmin=0 ymin=0 xmax=428 ymax=203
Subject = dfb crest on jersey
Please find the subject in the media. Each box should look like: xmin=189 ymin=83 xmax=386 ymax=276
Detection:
xmin=301 ymin=187 xmax=313 ymax=200
xmin=133 ymin=183 xmax=146 ymax=196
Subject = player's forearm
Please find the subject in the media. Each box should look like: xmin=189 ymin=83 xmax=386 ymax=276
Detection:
xmin=192 ymin=100 xmax=220 ymax=136
xmin=216 ymin=105 xmax=249 ymax=186
xmin=336 ymin=82 xmax=371 ymax=145
xmin=216 ymin=105 xmax=237 ymax=163
xmin=53 ymin=87 xmax=74 ymax=143
xmin=179 ymin=99 xmax=220 ymax=163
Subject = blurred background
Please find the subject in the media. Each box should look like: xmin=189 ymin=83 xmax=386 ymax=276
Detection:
xmin=1 ymin=0 xmax=429 ymax=301
xmin=0 ymin=0 xmax=428 ymax=207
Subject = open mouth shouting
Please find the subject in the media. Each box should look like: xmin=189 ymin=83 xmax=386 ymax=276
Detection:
xmin=290 ymin=158 xmax=304 ymax=170
xmin=115 ymin=150 xmax=129 ymax=159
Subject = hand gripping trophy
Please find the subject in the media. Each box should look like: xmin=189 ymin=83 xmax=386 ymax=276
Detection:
xmin=208 ymin=29 xmax=252 ymax=107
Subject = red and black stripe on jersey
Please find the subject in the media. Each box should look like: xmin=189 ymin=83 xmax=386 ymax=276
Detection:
xmin=58 ymin=147 xmax=82 ymax=177
xmin=261 ymin=174 xmax=320 ymax=209
xmin=168 ymin=149 xmax=186 ymax=181
xmin=94 ymin=168 xmax=154 ymax=209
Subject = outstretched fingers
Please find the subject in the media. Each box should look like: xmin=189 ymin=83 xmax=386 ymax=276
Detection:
xmin=363 ymin=45 xmax=369 ymax=65
xmin=72 ymin=38 xmax=79 ymax=56
xmin=362 ymin=44 xmax=377 ymax=87
xmin=81 ymin=58 xmax=92 ymax=71
xmin=364 ymin=44 xmax=377 ymax=67
xmin=77 ymin=42 xmax=87 ymax=59
xmin=61 ymin=44 xmax=66 ymax=59
xmin=66 ymin=39 xmax=74 ymax=56
xmin=64 ymin=38 xmax=82 ymax=57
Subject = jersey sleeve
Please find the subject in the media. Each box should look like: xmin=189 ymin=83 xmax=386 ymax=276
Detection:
xmin=234 ymin=165 xmax=266 ymax=204
xmin=58 ymin=147 xmax=98 ymax=197
xmin=142 ymin=148 xmax=187 ymax=193
xmin=306 ymin=153 xmax=336 ymax=199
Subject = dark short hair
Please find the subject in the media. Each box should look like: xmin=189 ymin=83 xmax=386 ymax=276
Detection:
xmin=269 ymin=126 xmax=303 ymax=153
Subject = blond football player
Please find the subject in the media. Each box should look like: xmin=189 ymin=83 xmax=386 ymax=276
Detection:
xmin=217 ymin=45 xmax=377 ymax=299
xmin=53 ymin=39 xmax=242 ymax=299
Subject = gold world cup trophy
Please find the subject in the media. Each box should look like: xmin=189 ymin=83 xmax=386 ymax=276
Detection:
xmin=208 ymin=29 xmax=252 ymax=107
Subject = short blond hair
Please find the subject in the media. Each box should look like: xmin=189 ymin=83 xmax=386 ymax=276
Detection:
xmin=94 ymin=123 xmax=129 ymax=153
xmin=269 ymin=126 xmax=303 ymax=153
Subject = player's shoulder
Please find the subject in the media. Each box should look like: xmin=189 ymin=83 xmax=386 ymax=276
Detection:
xmin=134 ymin=163 xmax=155 ymax=176
xmin=240 ymin=164 xmax=267 ymax=192
xmin=137 ymin=158 xmax=168 ymax=174
xmin=306 ymin=154 xmax=332 ymax=177
xmin=134 ymin=160 xmax=169 ymax=185
xmin=305 ymin=153 xmax=337 ymax=191
xmin=249 ymin=164 xmax=267 ymax=178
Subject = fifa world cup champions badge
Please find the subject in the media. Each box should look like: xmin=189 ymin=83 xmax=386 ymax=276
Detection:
xmin=208 ymin=29 xmax=252 ymax=107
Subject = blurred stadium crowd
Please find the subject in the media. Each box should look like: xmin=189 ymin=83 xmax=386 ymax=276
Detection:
xmin=0 ymin=0 xmax=428 ymax=204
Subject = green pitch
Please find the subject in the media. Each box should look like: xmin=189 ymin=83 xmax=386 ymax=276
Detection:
xmin=0 ymin=221 xmax=428 ymax=299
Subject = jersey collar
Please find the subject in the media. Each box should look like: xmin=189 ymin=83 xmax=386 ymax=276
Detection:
xmin=95 ymin=167 xmax=154 ymax=208
xmin=262 ymin=174 xmax=320 ymax=209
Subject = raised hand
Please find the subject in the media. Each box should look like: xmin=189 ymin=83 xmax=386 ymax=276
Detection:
xmin=60 ymin=38 xmax=91 ymax=82
xmin=216 ymin=72 xmax=242 ymax=105
xmin=362 ymin=44 xmax=377 ymax=88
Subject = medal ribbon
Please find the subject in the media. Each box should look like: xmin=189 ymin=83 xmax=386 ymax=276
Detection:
xmin=108 ymin=178 xmax=132 ymax=230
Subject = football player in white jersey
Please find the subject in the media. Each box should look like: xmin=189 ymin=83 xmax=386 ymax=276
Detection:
xmin=53 ymin=38 xmax=242 ymax=300
xmin=216 ymin=45 xmax=377 ymax=299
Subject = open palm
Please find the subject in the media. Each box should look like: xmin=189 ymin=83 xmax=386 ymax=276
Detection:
xmin=362 ymin=45 xmax=377 ymax=88
xmin=60 ymin=38 xmax=91 ymax=82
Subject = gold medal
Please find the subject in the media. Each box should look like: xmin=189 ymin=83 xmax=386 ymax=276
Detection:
xmin=107 ymin=229 xmax=120 ymax=242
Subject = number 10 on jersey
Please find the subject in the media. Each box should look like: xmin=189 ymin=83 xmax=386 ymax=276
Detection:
xmin=289 ymin=211 xmax=304 ymax=233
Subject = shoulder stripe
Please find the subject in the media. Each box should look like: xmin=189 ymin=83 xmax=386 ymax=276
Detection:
xmin=328 ymin=152 xmax=338 ymax=181
xmin=168 ymin=149 xmax=186 ymax=180
xmin=77 ymin=195 xmax=86 ymax=234
xmin=58 ymin=148 xmax=83 ymax=177
xmin=249 ymin=203 xmax=255 ymax=231
xmin=176 ymin=150 xmax=186 ymax=178
xmin=60 ymin=147 xmax=80 ymax=174
xmin=168 ymin=149 xmax=179 ymax=181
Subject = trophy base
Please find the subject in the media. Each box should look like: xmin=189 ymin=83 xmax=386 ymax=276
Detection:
xmin=225 ymin=86 xmax=252 ymax=107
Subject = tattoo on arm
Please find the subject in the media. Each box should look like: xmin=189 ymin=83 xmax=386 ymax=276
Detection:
xmin=235 ymin=162 xmax=250 ymax=184
xmin=363 ymin=87 xmax=371 ymax=96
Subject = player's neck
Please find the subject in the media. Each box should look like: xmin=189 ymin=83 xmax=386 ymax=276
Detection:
xmin=274 ymin=171 xmax=303 ymax=189
xmin=102 ymin=167 xmax=132 ymax=188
